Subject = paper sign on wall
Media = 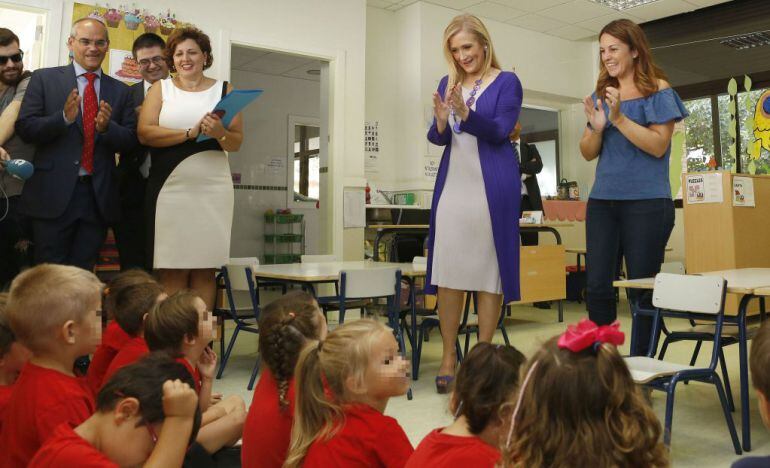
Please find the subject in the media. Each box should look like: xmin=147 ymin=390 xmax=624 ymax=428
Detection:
xmin=732 ymin=176 xmax=755 ymax=207
xmin=343 ymin=190 xmax=366 ymax=228
xmin=686 ymin=173 xmax=723 ymax=204
xmin=365 ymin=121 xmax=379 ymax=173
xmin=424 ymin=158 xmax=439 ymax=181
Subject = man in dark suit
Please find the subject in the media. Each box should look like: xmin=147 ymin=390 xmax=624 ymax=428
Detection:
xmin=15 ymin=18 xmax=137 ymax=271
xmin=114 ymin=33 xmax=168 ymax=271
xmin=512 ymin=121 xmax=549 ymax=309
xmin=511 ymin=122 xmax=543 ymax=246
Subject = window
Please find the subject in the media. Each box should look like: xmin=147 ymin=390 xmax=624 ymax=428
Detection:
xmin=683 ymin=97 xmax=714 ymax=172
xmin=292 ymin=124 xmax=320 ymax=201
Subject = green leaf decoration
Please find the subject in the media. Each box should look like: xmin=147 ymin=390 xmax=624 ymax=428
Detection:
xmin=729 ymin=100 xmax=736 ymax=115
xmin=745 ymin=75 xmax=753 ymax=92
xmin=728 ymin=124 xmax=736 ymax=139
xmin=746 ymin=117 xmax=754 ymax=130
xmin=729 ymin=144 xmax=736 ymax=157
xmin=731 ymin=163 xmax=737 ymax=174
xmin=728 ymin=77 xmax=738 ymax=96
xmin=748 ymin=159 xmax=757 ymax=174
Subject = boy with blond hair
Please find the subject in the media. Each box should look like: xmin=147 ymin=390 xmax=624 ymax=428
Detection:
xmin=0 ymin=264 xmax=103 ymax=466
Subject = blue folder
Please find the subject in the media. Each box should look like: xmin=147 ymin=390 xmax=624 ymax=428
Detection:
xmin=196 ymin=88 xmax=263 ymax=142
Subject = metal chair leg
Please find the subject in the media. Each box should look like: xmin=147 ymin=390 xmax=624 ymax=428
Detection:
xmin=658 ymin=336 xmax=671 ymax=360
xmin=689 ymin=340 xmax=703 ymax=366
xmin=713 ymin=373 xmax=743 ymax=455
xmin=718 ymin=347 xmax=736 ymax=412
xmin=216 ymin=325 xmax=241 ymax=379
xmin=247 ymin=355 xmax=261 ymax=390
xmin=663 ymin=380 xmax=678 ymax=446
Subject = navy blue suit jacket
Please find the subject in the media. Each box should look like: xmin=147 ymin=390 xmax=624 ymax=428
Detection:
xmin=15 ymin=63 xmax=138 ymax=224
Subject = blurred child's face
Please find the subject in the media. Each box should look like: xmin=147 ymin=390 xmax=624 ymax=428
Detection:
xmin=0 ymin=341 xmax=32 ymax=383
xmin=758 ymin=390 xmax=770 ymax=428
xmin=195 ymin=297 xmax=214 ymax=343
xmin=364 ymin=332 xmax=410 ymax=398
xmin=74 ymin=294 xmax=103 ymax=355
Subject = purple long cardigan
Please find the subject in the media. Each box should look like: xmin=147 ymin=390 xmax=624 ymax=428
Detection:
xmin=425 ymin=71 xmax=523 ymax=303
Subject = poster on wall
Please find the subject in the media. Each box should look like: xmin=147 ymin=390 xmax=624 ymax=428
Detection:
xmin=109 ymin=49 xmax=141 ymax=83
xmin=686 ymin=173 xmax=723 ymax=204
xmin=732 ymin=176 xmax=755 ymax=207
xmin=72 ymin=3 xmax=186 ymax=85
xmin=364 ymin=121 xmax=379 ymax=172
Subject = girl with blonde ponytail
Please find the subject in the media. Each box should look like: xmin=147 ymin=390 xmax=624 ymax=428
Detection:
xmin=285 ymin=319 xmax=413 ymax=468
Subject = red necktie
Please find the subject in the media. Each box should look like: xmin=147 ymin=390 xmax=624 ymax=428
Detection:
xmin=81 ymin=72 xmax=98 ymax=174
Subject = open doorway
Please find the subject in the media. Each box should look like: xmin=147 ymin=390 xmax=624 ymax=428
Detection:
xmin=0 ymin=5 xmax=46 ymax=72
xmin=228 ymin=45 xmax=329 ymax=263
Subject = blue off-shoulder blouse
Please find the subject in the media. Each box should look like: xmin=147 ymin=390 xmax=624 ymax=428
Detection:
xmin=589 ymin=87 xmax=689 ymax=200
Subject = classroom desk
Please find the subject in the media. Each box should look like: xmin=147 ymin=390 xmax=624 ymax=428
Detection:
xmin=614 ymin=268 xmax=770 ymax=452
xmin=369 ymin=222 xmax=573 ymax=261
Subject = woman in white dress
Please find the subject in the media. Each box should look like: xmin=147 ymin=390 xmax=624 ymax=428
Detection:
xmin=138 ymin=27 xmax=243 ymax=311
xmin=426 ymin=15 xmax=523 ymax=393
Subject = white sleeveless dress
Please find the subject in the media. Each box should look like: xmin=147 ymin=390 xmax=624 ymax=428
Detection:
xmin=431 ymin=83 xmax=502 ymax=294
xmin=146 ymin=78 xmax=234 ymax=269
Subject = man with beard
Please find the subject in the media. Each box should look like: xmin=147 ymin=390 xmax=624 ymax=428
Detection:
xmin=0 ymin=28 xmax=34 ymax=287
xmin=15 ymin=18 xmax=137 ymax=271
xmin=114 ymin=33 xmax=169 ymax=271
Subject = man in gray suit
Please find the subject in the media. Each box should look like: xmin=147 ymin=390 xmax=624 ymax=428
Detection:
xmin=114 ymin=33 xmax=168 ymax=271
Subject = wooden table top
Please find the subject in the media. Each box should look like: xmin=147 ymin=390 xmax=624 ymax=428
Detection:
xmin=567 ymin=247 xmax=673 ymax=254
xmin=613 ymin=268 xmax=770 ymax=295
xmin=252 ymin=261 xmax=426 ymax=282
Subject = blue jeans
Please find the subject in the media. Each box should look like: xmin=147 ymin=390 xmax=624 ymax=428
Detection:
xmin=586 ymin=198 xmax=675 ymax=355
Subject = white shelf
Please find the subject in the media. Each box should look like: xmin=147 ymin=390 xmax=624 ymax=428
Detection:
xmin=365 ymin=204 xmax=428 ymax=210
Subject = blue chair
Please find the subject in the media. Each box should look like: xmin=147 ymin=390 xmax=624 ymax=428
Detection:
xmin=215 ymin=259 xmax=262 ymax=390
xmin=624 ymin=273 xmax=742 ymax=454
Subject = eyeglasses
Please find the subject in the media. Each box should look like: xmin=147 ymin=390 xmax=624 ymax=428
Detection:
xmin=138 ymin=55 xmax=165 ymax=68
xmin=0 ymin=52 xmax=23 ymax=65
xmin=75 ymin=38 xmax=108 ymax=48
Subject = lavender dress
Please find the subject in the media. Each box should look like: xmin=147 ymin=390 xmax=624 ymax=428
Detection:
xmin=425 ymin=71 xmax=523 ymax=303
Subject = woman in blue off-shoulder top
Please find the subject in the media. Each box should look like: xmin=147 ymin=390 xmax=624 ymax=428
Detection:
xmin=579 ymin=19 xmax=688 ymax=355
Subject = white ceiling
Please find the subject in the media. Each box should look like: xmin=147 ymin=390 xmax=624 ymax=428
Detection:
xmin=367 ymin=0 xmax=733 ymax=41
xmin=230 ymin=47 xmax=323 ymax=82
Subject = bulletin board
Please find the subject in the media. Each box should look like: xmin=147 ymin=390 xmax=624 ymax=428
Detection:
xmin=71 ymin=3 xmax=188 ymax=85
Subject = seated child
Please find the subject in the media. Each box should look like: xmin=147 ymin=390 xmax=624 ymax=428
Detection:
xmin=0 ymin=293 xmax=32 ymax=434
xmin=406 ymin=342 xmax=525 ymax=468
xmin=87 ymin=269 xmax=157 ymax=394
xmin=732 ymin=320 xmax=770 ymax=467
xmin=101 ymin=281 xmax=166 ymax=384
xmin=29 ymin=353 xmax=201 ymax=468
xmin=242 ymin=291 xmax=327 ymax=468
xmin=502 ymin=319 xmax=668 ymax=467
xmin=285 ymin=319 xmax=414 ymax=468
xmin=144 ymin=290 xmax=246 ymax=455
xmin=0 ymin=264 xmax=104 ymax=466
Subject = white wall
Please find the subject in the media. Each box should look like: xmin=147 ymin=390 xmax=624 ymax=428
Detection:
xmin=228 ymin=70 xmax=321 ymax=258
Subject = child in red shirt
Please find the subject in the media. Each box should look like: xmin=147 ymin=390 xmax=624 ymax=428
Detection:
xmin=285 ymin=319 xmax=414 ymax=468
xmin=406 ymin=343 xmax=526 ymax=468
xmin=0 ymin=293 xmax=32 ymax=435
xmin=145 ymin=290 xmax=246 ymax=455
xmin=29 ymin=354 xmax=201 ymax=468
xmin=241 ymin=292 xmax=327 ymax=468
xmin=0 ymin=264 xmax=104 ymax=467
xmin=86 ymin=270 xmax=157 ymax=395
xmin=101 ymin=282 xmax=166 ymax=385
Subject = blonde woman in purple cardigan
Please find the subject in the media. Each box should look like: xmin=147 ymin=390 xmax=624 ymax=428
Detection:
xmin=426 ymin=14 xmax=523 ymax=394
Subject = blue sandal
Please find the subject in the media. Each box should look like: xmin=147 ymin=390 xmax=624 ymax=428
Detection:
xmin=435 ymin=375 xmax=454 ymax=394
